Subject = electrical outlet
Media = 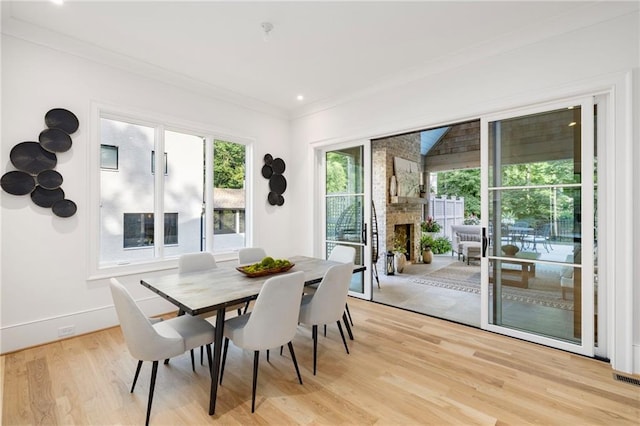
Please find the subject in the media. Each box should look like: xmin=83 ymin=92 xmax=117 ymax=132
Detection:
xmin=58 ymin=325 xmax=75 ymax=337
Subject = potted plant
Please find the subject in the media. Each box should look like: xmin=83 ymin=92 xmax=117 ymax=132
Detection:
xmin=430 ymin=236 xmax=453 ymax=254
xmin=420 ymin=234 xmax=434 ymax=264
xmin=421 ymin=216 xmax=441 ymax=235
xmin=392 ymin=233 xmax=408 ymax=273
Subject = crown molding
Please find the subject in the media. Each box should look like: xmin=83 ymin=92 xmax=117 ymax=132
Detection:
xmin=1 ymin=11 xmax=289 ymax=121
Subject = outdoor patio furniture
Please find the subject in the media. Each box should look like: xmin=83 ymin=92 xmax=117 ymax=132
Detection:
xmin=462 ymin=241 xmax=481 ymax=264
xmin=451 ymin=225 xmax=481 ymax=260
xmin=523 ymin=223 xmax=552 ymax=252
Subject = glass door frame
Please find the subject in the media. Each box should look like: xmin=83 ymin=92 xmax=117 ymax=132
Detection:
xmin=317 ymin=139 xmax=372 ymax=301
xmin=480 ymin=96 xmax=596 ymax=357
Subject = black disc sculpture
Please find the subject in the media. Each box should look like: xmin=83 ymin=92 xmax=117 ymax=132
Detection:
xmin=1 ymin=108 xmax=78 ymax=217
xmin=262 ymin=153 xmax=286 ymax=206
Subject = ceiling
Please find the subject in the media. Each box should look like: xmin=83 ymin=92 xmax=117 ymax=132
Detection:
xmin=2 ymin=1 xmax=638 ymax=117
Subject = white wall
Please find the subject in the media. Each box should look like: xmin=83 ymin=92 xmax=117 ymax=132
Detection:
xmin=289 ymin=13 xmax=639 ymax=373
xmin=1 ymin=10 xmax=638 ymax=375
xmin=0 ymin=36 xmax=293 ymax=353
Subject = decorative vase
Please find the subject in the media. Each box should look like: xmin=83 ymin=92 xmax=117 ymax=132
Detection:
xmin=422 ymin=248 xmax=433 ymax=264
xmin=390 ymin=175 xmax=397 ymax=197
xmin=393 ymin=251 xmax=405 ymax=273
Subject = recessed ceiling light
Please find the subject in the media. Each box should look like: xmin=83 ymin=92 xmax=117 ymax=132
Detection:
xmin=296 ymin=95 xmax=304 ymax=101
xmin=50 ymin=0 xmax=64 ymax=5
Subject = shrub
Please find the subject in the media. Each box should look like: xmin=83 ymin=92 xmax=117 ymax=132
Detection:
xmin=430 ymin=236 xmax=452 ymax=254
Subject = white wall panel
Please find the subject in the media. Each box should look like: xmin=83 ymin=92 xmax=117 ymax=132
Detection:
xmin=0 ymin=36 xmax=290 ymax=353
xmin=290 ymin=13 xmax=639 ymax=372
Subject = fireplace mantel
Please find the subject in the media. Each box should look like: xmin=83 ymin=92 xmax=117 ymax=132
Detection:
xmin=390 ymin=196 xmax=428 ymax=205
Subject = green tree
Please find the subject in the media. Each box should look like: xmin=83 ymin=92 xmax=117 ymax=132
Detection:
xmin=437 ymin=169 xmax=481 ymax=217
xmin=500 ymin=160 xmax=576 ymax=222
xmin=436 ymin=159 xmax=576 ymax=224
xmin=326 ymin=152 xmax=347 ymax=193
xmin=214 ymin=140 xmax=245 ymax=188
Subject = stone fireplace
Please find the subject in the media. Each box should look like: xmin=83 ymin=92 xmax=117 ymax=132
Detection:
xmin=372 ymin=132 xmax=423 ymax=267
xmin=393 ymin=223 xmax=414 ymax=260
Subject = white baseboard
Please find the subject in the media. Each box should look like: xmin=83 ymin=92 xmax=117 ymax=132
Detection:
xmin=0 ymin=296 xmax=175 ymax=354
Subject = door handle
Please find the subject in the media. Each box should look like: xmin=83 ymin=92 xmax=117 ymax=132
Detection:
xmin=482 ymin=227 xmax=488 ymax=257
xmin=362 ymin=223 xmax=367 ymax=245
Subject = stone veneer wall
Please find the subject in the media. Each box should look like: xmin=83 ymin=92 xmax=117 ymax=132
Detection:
xmin=372 ymin=133 xmax=422 ymax=271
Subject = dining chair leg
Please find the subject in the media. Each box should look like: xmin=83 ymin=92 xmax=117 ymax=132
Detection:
xmin=266 ymin=349 xmax=270 ymax=362
xmin=205 ymin=344 xmax=214 ymax=380
xmin=323 ymin=324 xmax=327 ymax=337
xmin=200 ymin=346 xmax=204 ymax=366
xmin=131 ymin=360 xmax=143 ymax=393
xmin=345 ymin=303 xmax=354 ymax=326
xmin=145 ymin=360 xmax=159 ymax=426
xmin=190 ymin=349 xmax=196 ymax=372
xmin=219 ymin=337 xmax=230 ymax=385
xmin=312 ymin=324 xmax=318 ymax=375
xmin=251 ymin=350 xmax=259 ymax=413
xmin=342 ymin=312 xmax=354 ymax=340
xmin=336 ymin=321 xmax=350 ymax=354
xmin=280 ymin=345 xmax=283 ymax=356
xmin=287 ymin=341 xmax=303 ymax=385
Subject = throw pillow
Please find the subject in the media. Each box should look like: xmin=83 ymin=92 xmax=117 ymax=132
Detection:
xmin=458 ymin=232 xmax=480 ymax=242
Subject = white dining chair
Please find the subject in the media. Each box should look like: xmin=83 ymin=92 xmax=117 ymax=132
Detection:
xmin=219 ymin=271 xmax=305 ymax=413
xmin=238 ymin=247 xmax=267 ymax=265
xmin=178 ymin=251 xmax=217 ymax=272
xmin=298 ymin=262 xmax=354 ymax=375
xmin=328 ymin=245 xmax=356 ymax=334
xmin=109 ymin=278 xmax=216 ymax=426
xmin=178 ymin=252 xmax=222 ymax=368
xmin=178 ymin=251 xmax=247 ymax=367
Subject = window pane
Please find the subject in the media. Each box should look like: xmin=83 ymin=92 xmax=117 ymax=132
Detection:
xmin=100 ymin=145 xmax=118 ymax=169
xmin=326 ymin=147 xmax=363 ymax=195
xmin=488 ymin=106 xmax=582 ymax=187
xmin=100 ymin=118 xmax=155 ymax=265
xmin=122 ymin=213 xmax=179 ymax=248
xmin=123 ymin=213 xmax=154 ymax=248
xmin=164 ymin=130 xmax=204 ymax=256
xmin=212 ymin=140 xmax=246 ymax=253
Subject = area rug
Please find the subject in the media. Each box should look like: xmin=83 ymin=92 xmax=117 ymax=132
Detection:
xmin=410 ymin=262 xmax=574 ymax=311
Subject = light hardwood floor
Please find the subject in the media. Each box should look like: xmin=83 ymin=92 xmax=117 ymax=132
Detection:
xmin=2 ymin=299 xmax=639 ymax=425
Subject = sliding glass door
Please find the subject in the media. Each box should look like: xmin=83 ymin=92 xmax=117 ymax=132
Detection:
xmin=322 ymin=142 xmax=372 ymax=300
xmin=481 ymin=98 xmax=596 ymax=356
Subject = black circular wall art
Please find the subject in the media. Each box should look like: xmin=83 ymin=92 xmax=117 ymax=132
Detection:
xmin=45 ymin=108 xmax=79 ymax=134
xmin=1 ymin=171 xmax=36 ymax=195
xmin=269 ymin=174 xmax=287 ymax=195
xmin=39 ymin=128 xmax=72 ymax=153
xmin=271 ymin=157 xmax=285 ymax=174
xmin=10 ymin=141 xmax=57 ymax=175
xmin=52 ymin=199 xmax=77 ymax=218
xmin=261 ymin=164 xmax=273 ymax=179
xmin=2 ymin=108 xmax=78 ymax=217
xmin=262 ymin=153 xmax=287 ymax=206
xmin=31 ymin=186 xmax=65 ymax=208
xmin=268 ymin=191 xmax=279 ymax=205
xmin=37 ymin=170 xmax=63 ymax=189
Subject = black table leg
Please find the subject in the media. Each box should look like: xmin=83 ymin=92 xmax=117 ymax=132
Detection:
xmin=209 ymin=307 xmax=226 ymax=415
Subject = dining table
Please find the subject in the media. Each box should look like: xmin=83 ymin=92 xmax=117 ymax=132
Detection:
xmin=140 ymin=255 xmax=365 ymax=415
xmin=508 ymin=225 xmax=534 ymax=249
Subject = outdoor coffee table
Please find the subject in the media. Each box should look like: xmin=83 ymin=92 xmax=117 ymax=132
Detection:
xmin=491 ymin=251 xmax=540 ymax=288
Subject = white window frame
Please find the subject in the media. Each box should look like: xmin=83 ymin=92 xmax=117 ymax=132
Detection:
xmin=88 ymin=103 xmax=253 ymax=279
